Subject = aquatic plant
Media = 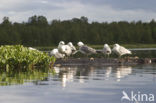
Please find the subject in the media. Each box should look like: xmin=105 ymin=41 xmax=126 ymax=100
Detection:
xmin=0 ymin=45 xmax=55 ymax=70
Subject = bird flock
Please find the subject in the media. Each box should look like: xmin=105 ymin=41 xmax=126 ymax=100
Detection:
xmin=50 ymin=41 xmax=132 ymax=59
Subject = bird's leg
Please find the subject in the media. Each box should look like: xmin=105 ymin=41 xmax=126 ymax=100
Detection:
xmin=63 ymin=56 xmax=66 ymax=61
xmin=104 ymin=54 xmax=106 ymax=58
xmin=70 ymin=54 xmax=73 ymax=58
xmin=118 ymin=55 xmax=121 ymax=59
xmin=63 ymin=55 xmax=68 ymax=61
xmin=118 ymin=55 xmax=124 ymax=63
xmin=108 ymin=54 xmax=111 ymax=63
xmin=102 ymin=54 xmax=104 ymax=58
xmin=103 ymin=54 xmax=106 ymax=58
xmin=66 ymin=55 xmax=69 ymax=61
xmin=117 ymin=55 xmax=120 ymax=61
xmin=106 ymin=54 xmax=109 ymax=62
xmin=108 ymin=54 xmax=110 ymax=58
xmin=86 ymin=54 xmax=88 ymax=58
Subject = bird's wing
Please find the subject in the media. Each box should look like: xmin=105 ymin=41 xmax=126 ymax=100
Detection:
xmin=108 ymin=48 xmax=112 ymax=53
xmin=112 ymin=47 xmax=118 ymax=55
xmin=50 ymin=51 xmax=54 ymax=56
xmin=64 ymin=45 xmax=72 ymax=56
xmin=80 ymin=45 xmax=96 ymax=54
xmin=96 ymin=49 xmax=103 ymax=53
xmin=119 ymin=46 xmax=131 ymax=55
xmin=108 ymin=46 xmax=112 ymax=52
xmin=87 ymin=46 xmax=97 ymax=54
xmin=72 ymin=46 xmax=76 ymax=51
xmin=56 ymin=52 xmax=65 ymax=58
xmin=80 ymin=46 xmax=90 ymax=54
xmin=58 ymin=45 xmax=66 ymax=53
xmin=72 ymin=50 xmax=78 ymax=55
xmin=103 ymin=47 xmax=106 ymax=51
xmin=112 ymin=47 xmax=116 ymax=52
xmin=103 ymin=46 xmax=111 ymax=52
xmin=50 ymin=49 xmax=56 ymax=56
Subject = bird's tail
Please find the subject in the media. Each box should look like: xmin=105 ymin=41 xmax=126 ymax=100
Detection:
xmin=129 ymin=51 xmax=132 ymax=54
xmin=96 ymin=49 xmax=102 ymax=53
xmin=72 ymin=50 xmax=78 ymax=55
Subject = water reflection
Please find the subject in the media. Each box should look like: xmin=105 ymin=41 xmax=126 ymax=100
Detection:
xmin=105 ymin=67 xmax=112 ymax=79
xmin=53 ymin=66 xmax=133 ymax=87
xmin=0 ymin=68 xmax=54 ymax=86
xmin=0 ymin=65 xmax=156 ymax=103
xmin=116 ymin=66 xmax=132 ymax=81
xmin=0 ymin=65 xmax=156 ymax=87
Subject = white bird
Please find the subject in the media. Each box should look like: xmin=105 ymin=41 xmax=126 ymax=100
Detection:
xmin=50 ymin=48 xmax=65 ymax=59
xmin=58 ymin=41 xmax=72 ymax=57
xmin=28 ymin=47 xmax=39 ymax=51
xmin=77 ymin=41 xmax=96 ymax=56
xmin=67 ymin=42 xmax=77 ymax=55
xmin=112 ymin=44 xmax=132 ymax=57
xmin=58 ymin=41 xmax=66 ymax=54
xmin=103 ymin=44 xmax=111 ymax=57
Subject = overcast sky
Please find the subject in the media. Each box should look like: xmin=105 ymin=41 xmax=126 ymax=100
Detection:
xmin=0 ymin=0 xmax=156 ymax=23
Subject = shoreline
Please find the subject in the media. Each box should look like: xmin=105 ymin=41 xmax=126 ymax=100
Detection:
xmin=54 ymin=58 xmax=156 ymax=66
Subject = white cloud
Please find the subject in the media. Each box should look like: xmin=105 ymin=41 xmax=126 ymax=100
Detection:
xmin=84 ymin=4 xmax=156 ymax=22
xmin=0 ymin=0 xmax=156 ymax=23
xmin=8 ymin=11 xmax=16 ymax=15
xmin=40 ymin=0 xmax=48 ymax=4
xmin=45 ymin=1 xmax=156 ymax=22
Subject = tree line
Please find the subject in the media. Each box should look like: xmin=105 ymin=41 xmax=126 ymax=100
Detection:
xmin=0 ymin=15 xmax=156 ymax=46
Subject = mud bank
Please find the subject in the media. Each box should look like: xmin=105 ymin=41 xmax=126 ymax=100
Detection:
xmin=54 ymin=58 xmax=156 ymax=66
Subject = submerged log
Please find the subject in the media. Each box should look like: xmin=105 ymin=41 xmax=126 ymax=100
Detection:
xmin=54 ymin=58 xmax=156 ymax=66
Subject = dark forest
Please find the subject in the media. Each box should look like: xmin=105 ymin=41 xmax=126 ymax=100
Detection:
xmin=0 ymin=15 xmax=156 ymax=46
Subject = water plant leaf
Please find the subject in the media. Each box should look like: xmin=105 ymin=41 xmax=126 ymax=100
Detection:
xmin=0 ymin=45 xmax=55 ymax=70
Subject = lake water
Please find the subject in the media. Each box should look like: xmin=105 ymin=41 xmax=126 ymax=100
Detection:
xmin=0 ymin=64 xmax=156 ymax=103
xmin=0 ymin=49 xmax=156 ymax=103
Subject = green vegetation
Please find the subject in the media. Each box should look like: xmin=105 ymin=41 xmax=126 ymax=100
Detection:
xmin=0 ymin=45 xmax=55 ymax=70
xmin=0 ymin=67 xmax=55 ymax=86
xmin=0 ymin=15 xmax=156 ymax=46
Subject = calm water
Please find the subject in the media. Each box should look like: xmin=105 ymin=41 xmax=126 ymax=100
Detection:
xmin=0 ymin=64 xmax=156 ymax=103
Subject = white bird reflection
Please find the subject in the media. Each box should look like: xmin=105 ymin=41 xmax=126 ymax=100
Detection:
xmin=62 ymin=74 xmax=67 ymax=87
xmin=53 ymin=67 xmax=60 ymax=74
xmin=54 ymin=66 xmax=77 ymax=87
xmin=79 ymin=76 xmax=85 ymax=83
xmin=53 ymin=66 xmax=95 ymax=87
xmin=116 ymin=66 xmax=132 ymax=82
xmin=105 ymin=67 xmax=112 ymax=79
xmin=53 ymin=66 xmax=133 ymax=87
